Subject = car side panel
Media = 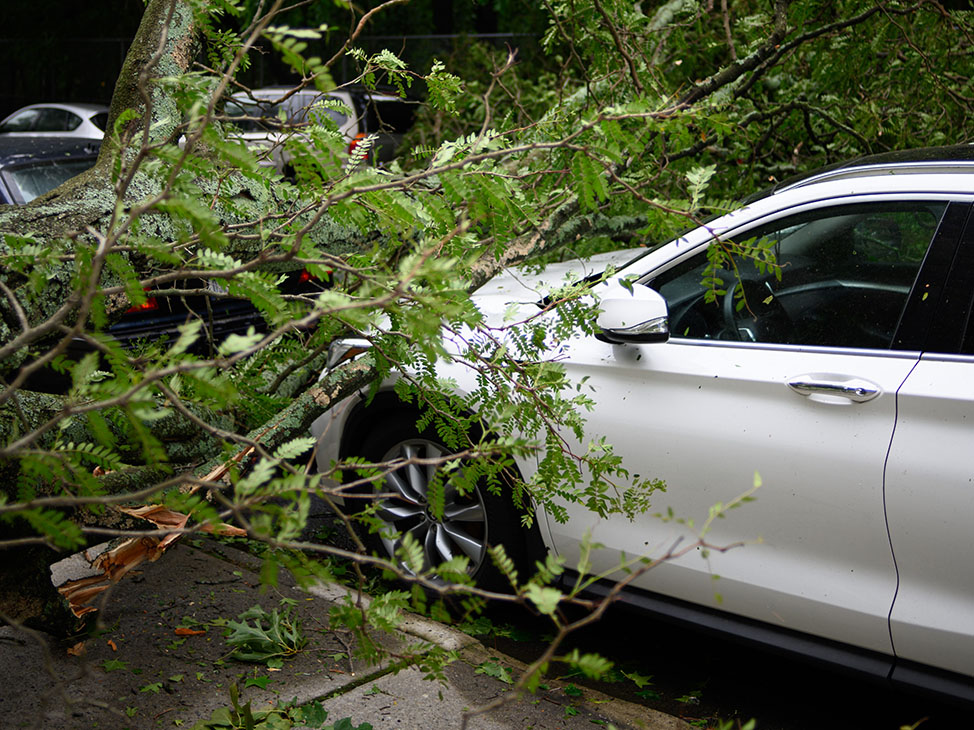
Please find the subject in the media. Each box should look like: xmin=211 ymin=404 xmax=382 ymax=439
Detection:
xmin=544 ymin=339 xmax=917 ymax=654
xmin=886 ymin=354 xmax=974 ymax=677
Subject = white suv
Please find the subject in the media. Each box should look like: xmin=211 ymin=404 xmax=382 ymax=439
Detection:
xmin=312 ymin=145 xmax=974 ymax=702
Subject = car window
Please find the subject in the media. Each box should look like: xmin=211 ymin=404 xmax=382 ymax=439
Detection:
xmin=649 ymin=202 xmax=947 ymax=349
xmin=225 ymin=99 xmax=287 ymax=131
xmin=6 ymin=159 xmax=96 ymax=203
xmin=34 ymin=108 xmax=77 ymax=132
xmin=0 ymin=109 xmax=40 ymax=132
xmin=226 ymin=95 xmax=348 ymax=132
xmin=362 ymin=98 xmax=414 ymax=133
xmin=291 ymin=96 xmax=349 ymax=128
xmin=63 ymin=111 xmax=83 ymax=131
xmin=91 ymin=112 xmax=108 ymax=132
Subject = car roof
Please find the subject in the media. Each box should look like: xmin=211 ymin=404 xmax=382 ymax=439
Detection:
xmin=616 ymin=146 xmax=974 ymax=280
xmin=235 ymin=86 xmax=348 ymax=98
xmin=0 ymin=136 xmax=100 ymax=166
xmin=7 ymin=102 xmax=108 ymax=116
xmin=235 ymin=85 xmax=404 ymax=102
xmin=768 ymin=144 xmax=974 ymax=195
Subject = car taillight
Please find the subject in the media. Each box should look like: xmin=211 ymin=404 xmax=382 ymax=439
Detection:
xmin=125 ymin=290 xmax=159 ymax=313
xmin=348 ymin=132 xmax=367 ymax=155
xmin=298 ymin=268 xmax=332 ymax=283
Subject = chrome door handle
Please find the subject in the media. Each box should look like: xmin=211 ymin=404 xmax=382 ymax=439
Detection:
xmin=787 ymin=378 xmax=880 ymax=403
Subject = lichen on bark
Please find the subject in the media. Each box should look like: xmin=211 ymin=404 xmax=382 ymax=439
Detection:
xmin=0 ymin=0 xmax=370 ymax=631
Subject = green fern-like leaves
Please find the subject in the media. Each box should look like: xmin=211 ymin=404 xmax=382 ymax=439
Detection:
xmin=571 ymin=153 xmax=610 ymax=211
xmin=14 ymin=508 xmax=84 ymax=550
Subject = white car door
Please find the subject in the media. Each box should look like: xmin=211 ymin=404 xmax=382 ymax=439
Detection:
xmin=885 ymin=218 xmax=974 ymax=684
xmin=544 ymin=199 xmax=951 ymax=655
xmin=886 ymin=356 xmax=974 ymax=681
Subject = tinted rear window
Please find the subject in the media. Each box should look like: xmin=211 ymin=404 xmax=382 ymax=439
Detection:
xmin=363 ymin=99 xmax=415 ymax=133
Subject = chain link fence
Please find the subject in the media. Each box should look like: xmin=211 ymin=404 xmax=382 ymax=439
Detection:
xmin=0 ymin=33 xmax=542 ymax=118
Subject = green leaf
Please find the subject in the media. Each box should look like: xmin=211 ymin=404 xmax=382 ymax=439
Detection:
xmin=475 ymin=660 xmax=514 ymax=684
xmin=236 ymin=458 xmax=275 ymax=496
xmin=16 ymin=507 xmax=84 ymax=550
xmin=298 ymin=701 xmax=329 ymax=726
xmin=687 ymin=165 xmax=716 ymax=209
xmin=273 ymin=436 xmax=316 ymax=461
xmin=106 ymin=252 xmax=146 ymax=308
xmin=559 ymin=648 xmax=613 ymax=679
xmin=168 ymin=320 xmax=204 ymax=357
xmin=328 ymin=718 xmax=374 ymax=730
xmin=223 ymin=601 xmax=306 ymax=666
xmin=621 ymin=670 xmax=654 ymax=689
xmin=571 ymin=153 xmax=608 ymax=211
xmin=525 ymin=584 xmax=562 ymax=616
xmin=218 ymin=327 xmax=264 ymax=356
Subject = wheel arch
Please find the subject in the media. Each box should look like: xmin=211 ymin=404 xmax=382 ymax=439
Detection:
xmin=336 ymin=389 xmax=549 ymax=572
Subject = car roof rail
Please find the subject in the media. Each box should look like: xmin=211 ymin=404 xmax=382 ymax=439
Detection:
xmin=769 ymin=144 xmax=974 ymax=196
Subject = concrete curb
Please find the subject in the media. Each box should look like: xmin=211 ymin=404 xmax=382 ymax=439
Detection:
xmin=314 ymin=583 xmax=693 ymax=730
xmin=1 ymin=540 xmax=691 ymax=730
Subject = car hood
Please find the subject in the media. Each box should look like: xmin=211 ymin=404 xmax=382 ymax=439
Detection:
xmin=470 ymin=249 xmax=640 ymax=323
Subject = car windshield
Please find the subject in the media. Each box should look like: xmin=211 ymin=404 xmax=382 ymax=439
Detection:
xmin=7 ymin=159 xmax=95 ymax=202
xmin=225 ymin=100 xmax=288 ymax=131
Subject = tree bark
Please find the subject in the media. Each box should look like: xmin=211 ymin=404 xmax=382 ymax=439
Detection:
xmin=0 ymin=0 xmax=360 ymax=631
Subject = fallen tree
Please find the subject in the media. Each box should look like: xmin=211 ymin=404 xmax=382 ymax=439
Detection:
xmin=0 ymin=0 xmax=970 ymax=644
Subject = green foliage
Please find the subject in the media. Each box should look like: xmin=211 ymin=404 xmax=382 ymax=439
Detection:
xmin=223 ymin=601 xmax=307 ymax=665
xmin=475 ymin=659 xmax=514 ymax=684
xmin=712 ymin=721 xmax=757 ymax=730
xmin=350 ymin=47 xmax=411 ymax=97
xmin=191 ymin=684 xmax=367 ymax=730
xmin=525 ymin=584 xmax=562 ymax=616
xmin=425 ymin=60 xmax=463 ymax=115
xmin=264 ymin=25 xmax=336 ymax=90
xmin=558 ymin=648 xmax=613 ymax=680
xmin=3 ymin=1 xmax=972 ymax=718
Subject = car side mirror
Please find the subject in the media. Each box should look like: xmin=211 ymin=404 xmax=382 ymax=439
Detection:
xmin=596 ymin=282 xmax=669 ymax=344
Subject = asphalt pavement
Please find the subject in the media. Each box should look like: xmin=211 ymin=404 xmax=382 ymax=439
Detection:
xmin=0 ymin=538 xmax=689 ymax=729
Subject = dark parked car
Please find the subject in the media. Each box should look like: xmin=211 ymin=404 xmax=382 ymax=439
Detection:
xmin=0 ymin=137 xmax=325 ymax=389
xmin=95 ymin=270 xmax=326 ymax=358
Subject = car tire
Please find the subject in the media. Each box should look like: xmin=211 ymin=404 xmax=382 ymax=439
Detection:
xmin=349 ymin=414 xmax=529 ymax=591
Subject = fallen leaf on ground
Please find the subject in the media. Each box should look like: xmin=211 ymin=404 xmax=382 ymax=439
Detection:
xmin=174 ymin=627 xmax=206 ymax=636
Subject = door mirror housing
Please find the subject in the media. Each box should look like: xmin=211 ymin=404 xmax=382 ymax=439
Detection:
xmin=596 ymin=282 xmax=669 ymax=344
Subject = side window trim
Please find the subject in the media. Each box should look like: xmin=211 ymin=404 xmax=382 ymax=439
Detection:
xmin=894 ymin=202 xmax=971 ymax=352
xmin=931 ymin=204 xmax=974 ymax=354
xmin=646 ymin=199 xmax=953 ymax=351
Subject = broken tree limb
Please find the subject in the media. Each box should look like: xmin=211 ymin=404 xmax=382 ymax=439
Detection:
xmin=46 ymin=357 xmax=377 ymax=625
